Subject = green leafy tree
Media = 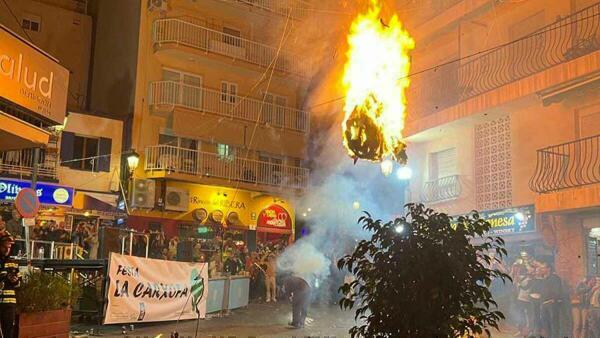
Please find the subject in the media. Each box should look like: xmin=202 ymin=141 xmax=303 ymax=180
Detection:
xmin=338 ymin=203 xmax=511 ymax=338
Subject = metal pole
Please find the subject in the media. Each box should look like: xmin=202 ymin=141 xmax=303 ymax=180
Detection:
xmin=25 ymin=148 xmax=40 ymax=261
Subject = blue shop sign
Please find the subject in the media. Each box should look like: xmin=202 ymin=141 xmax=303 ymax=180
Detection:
xmin=0 ymin=178 xmax=74 ymax=206
xmin=452 ymin=205 xmax=535 ymax=236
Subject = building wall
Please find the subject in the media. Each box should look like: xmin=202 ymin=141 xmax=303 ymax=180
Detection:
xmin=131 ymin=0 xmax=310 ymax=173
xmin=0 ymin=0 xmax=92 ymax=112
xmin=87 ymin=0 xmax=140 ymax=123
xmin=58 ymin=112 xmax=123 ymax=192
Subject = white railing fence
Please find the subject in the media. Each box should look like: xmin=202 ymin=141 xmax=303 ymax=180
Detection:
xmin=152 ymin=18 xmax=311 ymax=77
xmin=145 ymin=145 xmax=309 ymax=190
xmin=149 ymin=81 xmax=309 ymax=132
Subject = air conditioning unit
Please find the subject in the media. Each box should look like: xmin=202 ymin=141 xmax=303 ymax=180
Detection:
xmin=165 ymin=186 xmax=189 ymax=212
xmin=130 ymin=179 xmax=156 ymax=209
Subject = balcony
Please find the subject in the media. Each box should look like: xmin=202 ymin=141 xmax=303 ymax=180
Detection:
xmin=144 ymin=145 xmax=309 ymax=191
xmin=530 ymin=134 xmax=600 ymax=193
xmin=0 ymin=148 xmax=58 ymax=181
xmin=421 ymin=175 xmax=461 ymax=203
xmin=410 ymin=2 xmax=600 ymax=118
xmin=232 ymin=0 xmax=313 ymax=19
xmin=152 ymin=18 xmax=310 ymax=77
xmin=149 ymin=81 xmax=309 ymax=133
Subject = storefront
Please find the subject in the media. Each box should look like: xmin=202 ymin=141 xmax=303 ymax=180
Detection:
xmin=126 ymin=181 xmax=296 ymax=259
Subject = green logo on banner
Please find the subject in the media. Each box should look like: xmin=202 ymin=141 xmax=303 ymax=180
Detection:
xmin=190 ymin=268 xmax=205 ymax=315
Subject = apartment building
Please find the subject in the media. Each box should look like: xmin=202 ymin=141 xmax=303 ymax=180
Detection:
xmin=401 ymin=0 xmax=600 ymax=287
xmin=109 ymin=0 xmax=315 ymax=241
xmin=0 ymin=0 xmax=125 ymax=229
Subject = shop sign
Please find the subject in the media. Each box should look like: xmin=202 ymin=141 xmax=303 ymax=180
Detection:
xmin=257 ymin=204 xmax=292 ymax=229
xmin=0 ymin=26 xmax=69 ymax=124
xmin=452 ymin=205 xmax=535 ymax=236
xmin=0 ymin=178 xmax=73 ymax=206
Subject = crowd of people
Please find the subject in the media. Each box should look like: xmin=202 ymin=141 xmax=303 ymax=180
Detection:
xmin=511 ymin=253 xmax=566 ymax=338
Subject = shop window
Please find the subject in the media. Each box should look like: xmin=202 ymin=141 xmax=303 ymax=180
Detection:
xmin=220 ymin=81 xmax=238 ymax=104
xmin=222 ymin=27 xmax=241 ymax=47
xmin=22 ymin=14 xmax=41 ymax=32
xmin=60 ymin=132 xmax=111 ymax=172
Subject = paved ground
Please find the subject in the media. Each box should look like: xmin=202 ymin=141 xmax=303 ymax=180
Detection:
xmin=72 ymin=302 xmax=522 ymax=338
xmin=72 ymin=302 xmax=357 ymax=338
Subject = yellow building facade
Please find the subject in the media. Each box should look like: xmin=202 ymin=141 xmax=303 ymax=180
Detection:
xmin=126 ymin=0 xmax=313 ymax=241
xmin=402 ymin=0 xmax=600 ymax=287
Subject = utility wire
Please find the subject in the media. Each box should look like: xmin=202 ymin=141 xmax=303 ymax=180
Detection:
xmin=0 ymin=0 xmax=34 ymax=42
xmin=308 ymin=10 xmax=600 ymax=109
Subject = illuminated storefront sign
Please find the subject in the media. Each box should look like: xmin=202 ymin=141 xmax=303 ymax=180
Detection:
xmin=453 ymin=205 xmax=535 ymax=236
xmin=0 ymin=26 xmax=69 ymax=124
xmin=0 ymin=177 xmax=73 ymax=206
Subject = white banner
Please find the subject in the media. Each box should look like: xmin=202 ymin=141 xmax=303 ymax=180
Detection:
xmin=104 ymin=253 xmax=208 ymax=324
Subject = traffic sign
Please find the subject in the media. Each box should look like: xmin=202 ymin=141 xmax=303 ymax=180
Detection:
xmin=15 ymin=188 xmax=40 ymax=218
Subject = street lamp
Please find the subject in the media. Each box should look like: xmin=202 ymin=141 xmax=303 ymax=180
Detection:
xmin=127 ymin=151 xmax=140 ymax=174
xmin=396 ymin=166 xmax=412 ymax=180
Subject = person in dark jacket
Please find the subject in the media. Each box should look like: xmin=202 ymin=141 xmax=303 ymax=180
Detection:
xmin=533 ymin=263 xmax=564 ymax=338
xmin=283 ymin=275 xmax=311 ymax=329
xmin=0 ymin=231 xmax=21 ymax=338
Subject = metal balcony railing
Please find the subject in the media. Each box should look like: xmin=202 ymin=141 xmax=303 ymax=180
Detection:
xmin=149 ymin=81 xmax=309 ymax=133
xmin=530 ymin=134 xmax=600 ymax=193
xmin=152 ymin=18 xmax=310 ymax=77
xmin=459 ymin=2 xmax=600 ymax=100
xmin=0 ymin=148 xmax=57 ymax=180
xmin=410 ymin=2 xmax=600 ymax=117
xmin=233 ymin=0 xmax=313 ymax=19
xmin=145 ymin=145 xmax=309 ymax=191
xmin=421 ymin=175 xmax=461 ymax=203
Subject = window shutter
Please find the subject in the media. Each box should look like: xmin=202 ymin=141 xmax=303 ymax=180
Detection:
xmin=60 ymin=132 xmax=75 ymax=167
xmin=98 ymin=137 xmax=112 ymax=172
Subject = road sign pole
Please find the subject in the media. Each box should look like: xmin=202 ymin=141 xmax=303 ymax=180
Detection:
xmin=25 ymin=148 xmax=40 ymax=260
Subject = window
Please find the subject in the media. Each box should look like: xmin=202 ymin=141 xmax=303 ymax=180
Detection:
xmin=222 ymin=27 xmax=241 ymax=47
xmin=220 ymin=81 xmax=238 ymax=104
xmin=161 ymin=68 xmax=203 ymax=108
xmin=60 ymin=132 xmax=112 ymax=172
xmin=217 ymin=143 xmax=235 ymax=161
xmin=22 ymin=14 xmax=41 ymax=32
xmin=263 ymin=93 xmax=287 ymax=126
xmin=259 ymin=153 xmax=283 ymax=185
xmin=428 ymin=148 xmax=456 ymax=181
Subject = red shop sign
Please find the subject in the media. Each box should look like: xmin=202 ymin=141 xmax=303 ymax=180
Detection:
xmin=257 ymin=204 xmax=291 ymax=229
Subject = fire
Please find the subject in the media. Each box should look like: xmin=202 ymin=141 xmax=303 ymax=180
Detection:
xmin=342 ymin=0 xmax=414 ymax=164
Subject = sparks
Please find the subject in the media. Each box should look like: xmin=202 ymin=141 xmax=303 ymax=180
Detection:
xmin=342 ymin=0 xmax=414 ymax=164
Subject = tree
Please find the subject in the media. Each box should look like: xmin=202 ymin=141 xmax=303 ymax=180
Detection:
xmin=338 ymin=203 xmax=511 ymax=338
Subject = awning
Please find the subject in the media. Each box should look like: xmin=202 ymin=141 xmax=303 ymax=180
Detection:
xmin=73 ymin=191 xmax=119 ymax=212
xmin=0 ymin=111 xmax=50 ymax=151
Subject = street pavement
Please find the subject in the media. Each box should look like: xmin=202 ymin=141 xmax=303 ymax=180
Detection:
xmin=72 ymin=302 xmax=518 ymax=338
xmin=72 ymin=302 xmax=357 ymax=338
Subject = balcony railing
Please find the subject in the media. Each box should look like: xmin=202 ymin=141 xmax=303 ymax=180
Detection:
xmin=421 ymin=175 xmax=461 ymax=203
xmin=0 ymin=148 xmax=57 ymax=180
xmin=234 ymin=0 xmax=313 ymax=19
xmin=410 ymin=2 xmax=600 ymax=117
xmin=530 ymin=134 xmax=600 ymax=193
xmin=145 ymin=145 xmax=309 ymax=191
xmin=152 ymin=18 xmax=310 ymax=77
xmin=149 ymin=81 xmax=309 ymax=133
xmin=459 ymin=2 xmax=600 ymax=100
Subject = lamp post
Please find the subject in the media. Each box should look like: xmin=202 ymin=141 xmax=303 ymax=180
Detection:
xmin=127 ymin=151 xmax=140 ymax=176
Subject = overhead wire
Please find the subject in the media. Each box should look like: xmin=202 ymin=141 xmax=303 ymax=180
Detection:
xmin=307 ymin=9 xmax=600 ymax=110
xmin=0 ymin=0 xmax=34 ymax=43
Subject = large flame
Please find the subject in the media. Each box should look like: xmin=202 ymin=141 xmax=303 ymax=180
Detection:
xmin=342 ymin=0 xmax=414 ymax=164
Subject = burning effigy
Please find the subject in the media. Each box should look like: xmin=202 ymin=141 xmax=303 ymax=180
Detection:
xmin=342 ymin=0 xmax=414 ymax=165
